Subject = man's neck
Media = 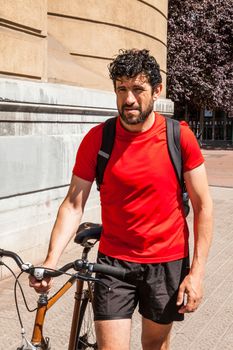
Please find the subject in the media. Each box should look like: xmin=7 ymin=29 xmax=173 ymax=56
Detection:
xmin=119 ymin=112 xmax=155 ymax=133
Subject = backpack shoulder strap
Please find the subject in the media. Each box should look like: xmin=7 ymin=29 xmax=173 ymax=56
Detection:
xmin=96 ymin=117 xmax=117 ymax=190
xmin=165 ymin=117 xmax=182 ymax=185
xmin=166 ymin=117 xmax=190 ymax=216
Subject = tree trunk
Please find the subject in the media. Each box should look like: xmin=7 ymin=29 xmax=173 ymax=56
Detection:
xmin=212 ymin=110 xmax=215 ymax=140
xmin=199 ymin=108 xmax=204 ymax=141
xmin=184 ymin=103 xmax=188 ymax=122
xmin=223 ymin=111 xmax=227 ymax=141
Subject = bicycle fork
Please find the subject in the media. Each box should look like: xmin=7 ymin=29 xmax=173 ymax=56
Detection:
xmin=30 ymin=295 xmax=51 ymax=350
xmin=16 ymin=294 xmax=51 ymax=350
xmin=30 ymin=278 xmax=76 ymax=350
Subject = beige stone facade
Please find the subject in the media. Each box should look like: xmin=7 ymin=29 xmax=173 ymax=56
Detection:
xmin=0 ymin=0 xmax=168 ymax=93
xmin=0 ymin=1 xmax=171 ymax=274
xmin=0 ymin=0 xmax=47 ymax=80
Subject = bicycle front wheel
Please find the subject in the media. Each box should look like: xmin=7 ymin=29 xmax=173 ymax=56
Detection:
xmin=75 ymin=295 xmax=98 ymax=350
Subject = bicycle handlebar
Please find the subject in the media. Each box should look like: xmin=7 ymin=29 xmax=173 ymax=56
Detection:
xmin=0 ymin=248 xmax=126 ymax=280
xmin=0 ymin=248 xmax=24 ymax=267
xmin=91 ymin=263 xmax=126 ymax=279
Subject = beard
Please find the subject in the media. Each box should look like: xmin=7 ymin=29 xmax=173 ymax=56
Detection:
xmin=119 ymin=101 xmax=154 ymax=125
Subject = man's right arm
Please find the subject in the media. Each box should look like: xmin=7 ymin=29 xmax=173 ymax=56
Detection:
xmin=29 ymin=175 xmax=93 ymax=293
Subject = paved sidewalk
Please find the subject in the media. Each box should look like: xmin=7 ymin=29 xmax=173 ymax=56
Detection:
xmin=0 ymin=149 xmax=233 ymax=349
xmin=203 ymin=149 xmax=233 ymax=188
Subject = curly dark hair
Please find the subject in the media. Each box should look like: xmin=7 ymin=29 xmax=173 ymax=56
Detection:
xmin=108 ymin=49 xmax=162 ymax=90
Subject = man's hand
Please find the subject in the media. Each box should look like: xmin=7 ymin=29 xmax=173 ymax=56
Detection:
xmin=28 ymin=262 xmax=54 ymax=294
xmin=29 ymin=274 xmax=53 ymax=294
xmin=176 ymin=273 xmax=204 ymax=313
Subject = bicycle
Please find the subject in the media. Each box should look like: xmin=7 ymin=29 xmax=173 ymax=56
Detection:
xmin=0 ymin=222 xmax=127 ymax=350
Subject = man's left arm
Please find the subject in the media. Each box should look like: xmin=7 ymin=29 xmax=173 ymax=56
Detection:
xmin=177 ymin=163 xmax=213 ymax=313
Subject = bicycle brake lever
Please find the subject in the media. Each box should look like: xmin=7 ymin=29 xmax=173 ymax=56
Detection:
xmin=21 ymin=262 xmax=33 ymax=272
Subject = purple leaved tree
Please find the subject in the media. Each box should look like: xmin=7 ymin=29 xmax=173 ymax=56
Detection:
xmin=167 ymin=0 xmax=233 ymax=128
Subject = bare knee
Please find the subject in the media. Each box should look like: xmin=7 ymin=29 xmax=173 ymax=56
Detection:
xmin=142 ymin=338 xmax=170 ymax=350
xmin=141 ymin=318 xmax=172 ymax=350
xmin=95 ymin=319 xmax=131 ymax=350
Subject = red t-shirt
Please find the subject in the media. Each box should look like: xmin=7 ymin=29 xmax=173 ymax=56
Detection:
xmin=73 ymin=113 xmax=204 ymax=263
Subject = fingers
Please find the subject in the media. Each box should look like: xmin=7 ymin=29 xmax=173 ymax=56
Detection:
xmin=176 ymin=284 xmax=185 ymax=306
xmin=177 ymin=277 xmax=203 ymax=314
xmin=178 ymin=293 xmax=199 ymax=314
xmin=29 ymin=275 xmax=52 ymax=294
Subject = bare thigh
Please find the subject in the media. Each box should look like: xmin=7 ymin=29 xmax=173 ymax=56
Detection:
xmin=141 ymin=317 xmax=173 ymax=350
xmin=95 ymin=319 xmax=131 ymax=350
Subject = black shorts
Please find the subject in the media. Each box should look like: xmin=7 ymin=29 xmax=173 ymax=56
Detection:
xmin=93 ymin=252 xmax=190 ymax=324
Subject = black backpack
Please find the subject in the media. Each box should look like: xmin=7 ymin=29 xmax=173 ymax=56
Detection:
xmin=96 ymin=116 xmax=190 ymax=217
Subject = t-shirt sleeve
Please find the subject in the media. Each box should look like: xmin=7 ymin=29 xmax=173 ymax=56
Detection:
xmin=72 ymin=124 xmax=103 ymax=182
xmin=180 ymin=121 xmax=204 ymax=172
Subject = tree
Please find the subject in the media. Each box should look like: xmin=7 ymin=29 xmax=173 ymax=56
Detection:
xmin=167 ymin=0 xmax=233 ymax=113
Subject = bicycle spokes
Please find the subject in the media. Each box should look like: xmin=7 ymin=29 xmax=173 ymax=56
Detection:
xmin=77 ymin=333 xmax=98 ymax=349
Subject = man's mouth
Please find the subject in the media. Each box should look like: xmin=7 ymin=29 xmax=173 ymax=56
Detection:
xmin=123 ymin=107 xmax=140 ymax=111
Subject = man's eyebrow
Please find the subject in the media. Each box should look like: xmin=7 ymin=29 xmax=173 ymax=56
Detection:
xmin=133 ymin=84 xmax=145 ymax=88
xmin=116 ymin=83 xmax=146 ymax=89
xmin=116 ymin=85 xmax=127 ymax=89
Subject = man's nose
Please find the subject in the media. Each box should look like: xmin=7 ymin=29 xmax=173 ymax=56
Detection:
xmin=125 ymin=91 xmax=136 ymax=105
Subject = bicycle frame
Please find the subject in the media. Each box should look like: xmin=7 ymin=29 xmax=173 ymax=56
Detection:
xmin=30 ymin=246 xmax=94 ymax=350
xmin=0 ymin=223 xmax=111 ymax=350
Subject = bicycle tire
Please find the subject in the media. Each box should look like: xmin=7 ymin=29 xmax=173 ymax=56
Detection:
xmin=75 ymin=292 xmax=98 ymax=350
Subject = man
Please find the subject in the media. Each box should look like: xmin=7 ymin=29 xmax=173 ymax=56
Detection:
xmin=30 ymin=49 xmax=213 ymax=350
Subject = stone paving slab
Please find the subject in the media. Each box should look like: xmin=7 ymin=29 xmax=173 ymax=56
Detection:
xmin=203 ymin=149 xmax=233 ymax=187
xmin=171 ymin=186 xmax=233 ymax=350
xmin=0 ymin=150 xmax=233 ymax=349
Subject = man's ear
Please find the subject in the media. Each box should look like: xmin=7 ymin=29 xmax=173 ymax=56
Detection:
xmin=152 ymin=83 xmax=163 ymax=101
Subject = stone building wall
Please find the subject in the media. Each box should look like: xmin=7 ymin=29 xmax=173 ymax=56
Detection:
xmin=47 ymin=0 xmax=168 ymax=92
xmin=0 ymin=0 xmax=172 ymax=277
xmin=0 ymin=0 xmax=168 ymax=91
xmin=0 ymin=0 xmax=47 ymax=80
